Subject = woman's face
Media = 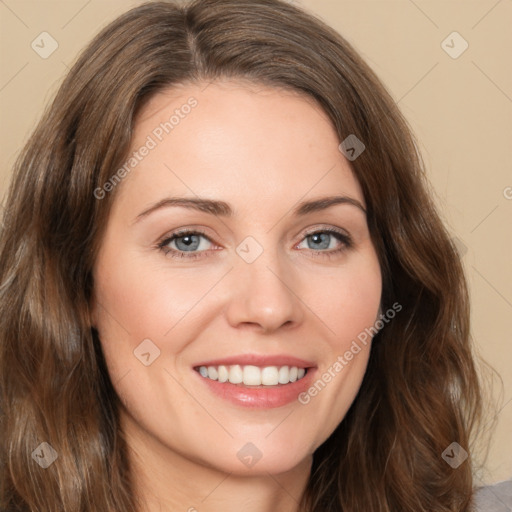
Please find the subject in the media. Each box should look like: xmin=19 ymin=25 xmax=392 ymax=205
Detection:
xmin=91 ymin=80 xmax=382 ymax=476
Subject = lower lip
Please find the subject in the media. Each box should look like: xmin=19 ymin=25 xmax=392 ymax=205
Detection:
xmin=194 ymin=368 xmax=317 ymax=409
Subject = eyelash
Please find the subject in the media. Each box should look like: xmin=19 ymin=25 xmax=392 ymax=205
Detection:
xmin=157 ymin=227 xmax=353 ymax=260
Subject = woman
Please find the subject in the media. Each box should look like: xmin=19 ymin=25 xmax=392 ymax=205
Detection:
xmin=0 ymin=0 xmax=492 ymax=510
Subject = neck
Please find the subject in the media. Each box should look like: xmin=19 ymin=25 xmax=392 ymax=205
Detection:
xmin=121 ymin=412 xmax=313 ymax=512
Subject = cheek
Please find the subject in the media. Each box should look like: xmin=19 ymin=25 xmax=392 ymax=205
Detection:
xmin=91 ymin=248 xmax=215 ymax=394
xmin=308 ymin=257 xmax=382 ymax=344
xmin=295 ymin=256 xmax=381 ymax=443
xmin=93 ymin=251 xmax=212 ymax=341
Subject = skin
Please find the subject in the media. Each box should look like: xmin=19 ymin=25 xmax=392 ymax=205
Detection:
xmin=91 ymin=80 xmax=382 ymax=512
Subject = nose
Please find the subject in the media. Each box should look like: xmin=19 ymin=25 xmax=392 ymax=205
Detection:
xmin=224 ymin=247 xmax=304 ymax=333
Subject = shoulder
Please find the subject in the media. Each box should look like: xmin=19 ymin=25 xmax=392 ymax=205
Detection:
xmin=473 ymin=479 xmax=512 ymax=511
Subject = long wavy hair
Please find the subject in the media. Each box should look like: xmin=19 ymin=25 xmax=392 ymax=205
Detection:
xmin=0 ymin=0 xmax=493 ymax=510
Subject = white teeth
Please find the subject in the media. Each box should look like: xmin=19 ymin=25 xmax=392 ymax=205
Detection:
xmin=278 ymin=366 xmax=289 ymax=384
xmin=218 ymin=365 xmax=229 ymax=383
xmin=261 ymin=366 xmax=279 ymax=386
xmin=197 ymin=364 xmax=308 ymax=386
xmin=243 ymin=365 xmax=261 ymax=386
xmin=229 ymin=364 xmax=243 ymax=384
xmin=207 ymin=366 xmax=218 ymax=380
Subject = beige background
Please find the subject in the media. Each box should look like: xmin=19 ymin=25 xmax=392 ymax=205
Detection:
xmin=1 ymin=0 xmax=510 ymax=487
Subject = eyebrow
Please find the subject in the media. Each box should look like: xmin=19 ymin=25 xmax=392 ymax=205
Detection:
xmin=134 ymin=195 xmax=366 ymax=223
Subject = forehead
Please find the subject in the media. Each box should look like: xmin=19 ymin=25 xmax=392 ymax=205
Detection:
xmin=117 ymin=79 xmax=365 ymax=215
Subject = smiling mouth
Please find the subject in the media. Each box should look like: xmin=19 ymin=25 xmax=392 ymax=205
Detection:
xmin=194 ymin=364 xmax=308 ymax=386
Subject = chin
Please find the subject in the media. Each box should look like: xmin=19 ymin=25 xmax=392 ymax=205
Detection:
xmin=195 ymin=439 xmax=313 ymax=477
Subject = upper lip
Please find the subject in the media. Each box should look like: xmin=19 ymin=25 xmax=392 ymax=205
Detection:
xmin=193 ymin=354 xmax=316 ymax=369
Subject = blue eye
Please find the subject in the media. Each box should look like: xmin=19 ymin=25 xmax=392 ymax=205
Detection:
xmin=158 ymin=230 xmax=213 ymax=259
xmin=157 ymin=228 xmax=352 ymax=260
xmin=297 ymin=230 xmax=351 ymax=253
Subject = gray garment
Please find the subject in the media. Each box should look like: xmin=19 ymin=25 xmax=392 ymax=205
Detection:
xmin=473 ymin=479 xmax=512 ymax=511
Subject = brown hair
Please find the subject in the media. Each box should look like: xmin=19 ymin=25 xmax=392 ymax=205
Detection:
xmin=0 ymin=0 xmax=492 ymax=510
